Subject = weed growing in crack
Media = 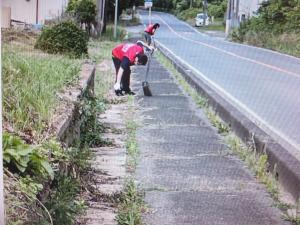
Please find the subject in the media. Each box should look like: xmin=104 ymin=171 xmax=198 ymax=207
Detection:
xmin=126 ymin=119 xmax=139 ymax=171
xmin=205 ymin=109 xmax=230 ymax=135
xmin=156 ymin=50 xmax=300 ymax=223
xmin=117 ymin=94 xmax=145 ymax=225
xmin=225 ymin=134 xmax=279 ymax=199
xmin=116 ymin=179 xmax=144 ymax=225
xmin=80 ymin=94 xmax=108 ymax=147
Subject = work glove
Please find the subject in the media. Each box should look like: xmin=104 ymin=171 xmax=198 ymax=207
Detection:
xmin=114 ymin=82 xmax=121 ymax=91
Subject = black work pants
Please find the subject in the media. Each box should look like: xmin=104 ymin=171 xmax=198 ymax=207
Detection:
xmin=112 ymin=57 xmax=131 ymax=91
xmin=144 ymin=32 xmax=152 ymax=45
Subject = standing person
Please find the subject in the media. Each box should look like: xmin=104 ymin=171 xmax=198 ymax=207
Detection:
xmin=144 ymin=23 xmax=160 ymax=46
xmin=112 ymin=41 xmax=153 ymax=96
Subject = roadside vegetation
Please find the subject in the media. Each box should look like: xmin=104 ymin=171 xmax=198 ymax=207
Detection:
xmin=153 ymin=0 xmax=226 ymax=31
xmin=116 ymin=96 xmax=145 ymax=225
xmin=2 ymin=33 xmax=80 ymax=141
xmin=231 ymin=0 xmax=300 ymax=57
xmin=156 ymin=51 xmax=300 ymax=224
xmin=1 ymin=0 xmax=132 ymax=224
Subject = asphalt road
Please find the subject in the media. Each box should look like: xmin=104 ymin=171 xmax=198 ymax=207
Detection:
xmin=139 ymin=11 xmax=300 ymax=160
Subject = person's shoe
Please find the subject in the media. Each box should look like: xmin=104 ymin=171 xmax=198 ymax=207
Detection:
xmin=124 ymin=90 xmax=135 ymax=95
xmin=115 ymin=90 xmax=124 ymax=96
xmin=123 ymin=88 xmax=135 ymax=95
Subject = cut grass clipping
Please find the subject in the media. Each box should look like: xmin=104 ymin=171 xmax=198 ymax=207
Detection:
xmin=156 ymin=51 xmax=300 ymax=224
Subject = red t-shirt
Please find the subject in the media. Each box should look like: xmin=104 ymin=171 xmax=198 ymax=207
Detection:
xmin=145 ymin=24 xmax=156 ymax=35
xmin=112 ymin=43 xmax=144 ymax=64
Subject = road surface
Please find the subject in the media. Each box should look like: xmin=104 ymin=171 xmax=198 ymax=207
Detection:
xmin=140 ymin=11 xmax=300 ymax=160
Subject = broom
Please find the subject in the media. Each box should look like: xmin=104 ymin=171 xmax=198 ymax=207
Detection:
xmin=142 ymin=49 xmax=153 ymax=96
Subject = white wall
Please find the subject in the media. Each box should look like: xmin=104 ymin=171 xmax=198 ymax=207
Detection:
xmin=39 ymin=0 xmax=69 ymax=24
xmin=3 ymin=0 xmax=37 ymax=24
xmin=2 ymin=0 xmax=69 ymax=25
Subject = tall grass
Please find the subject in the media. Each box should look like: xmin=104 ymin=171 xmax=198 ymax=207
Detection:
xmin=2 ymin=45 xmax=80 ymax=137
xmin=88 ymin=40 xmax=116 ymax=99
xmin=232 ymin=31 xmax=300 ymax=58
xmin=99 ymin=25 xmax=127 ymax=41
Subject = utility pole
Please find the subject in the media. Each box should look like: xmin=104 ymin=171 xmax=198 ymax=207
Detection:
xmin=0 ymin=1 xmax=5 ymax=223
xmin=96 ymin=0 xmax=105 ymax=35
xmin=203 ymin=0 xmax=208 ymax=26
xmin=114 ymin=0 xmax=118 ymax=39
xmin=225 ymin=0 xmax=232 ymax=36
xmin=235 ymin=0 xmax=240 ymax=27
xmin=149 ymin=6 xmax=151 ymax=25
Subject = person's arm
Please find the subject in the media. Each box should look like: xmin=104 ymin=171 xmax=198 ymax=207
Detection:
xmin=136 ymin=40 xmax=154 ymax=52
xmin=115 ymin=67 xmax=124 ymax=86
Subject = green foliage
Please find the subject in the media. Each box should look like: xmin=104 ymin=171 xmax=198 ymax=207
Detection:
xmin=3 ymin=133 xmax=54 ymax=179
xmin=117 ymin=179 xmax=144 ymax=225
xmin=35 ymin=21 xmax=88 ymax=58
xmin=153 ymin=0 xmax=222 ymax=12
xmin=177 ymin=8 xmax=201 ymax=20
xmin=2 ymin=45 xmax=80 ymax=136
xmin=254 ymin=0 xmax=300 ymax=33
xmin=41 ymin=141 xmax=92 ymax=225
xmin=208 ymin=1 xmax=227 ymax=18
xmin=80 ymin=94 xmax=107 ymax=147
xmin=66 ymin=0 xmax=80 ymax=12
xmin=231 ymin=23 xmax=300 ymax=57
xmin=67 ymin=0 xmax=97 ymax=26
xmin=205 ymin=110 xmax=230 ymax=134
xmin=100 ymin=26 xmax=127 ymax=41
xmin=75 ymin=0 xmax=96 ymax=26
xmin=126 ymin=119 xmax=139 ymax=169
xmin=19 ymin=176 xmax=44 ymax=199
xmin=44 ymin=174 xmax=85 ymax=225
xmin=174 ymin=0 xmax=190 ymax=12
xmin=231 ymin=0 xmax=300 ymax=57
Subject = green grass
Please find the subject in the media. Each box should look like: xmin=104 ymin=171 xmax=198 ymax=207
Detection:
xmin=2 ymin=44 xmax=80 ymax=139
xmin=89 ymin=40 xmax=116 ymax=63
xmin=88 ymin=39 xmax=117 ymax=99
xmin=99 ymin=25 xmax=127 ymax=42
xmin=231 ymin=30 xmax=300 ymax=58
xmin=199 ymin=23 xmax=225 ymax=31
xmin=125 ymin=95 xmax=139 ymax=170
xmin=116 ymin=179 xmax=144 ymax=225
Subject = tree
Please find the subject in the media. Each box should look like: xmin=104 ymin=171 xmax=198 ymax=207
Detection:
xmin=67 ymin=0 xmax=97 ymax=34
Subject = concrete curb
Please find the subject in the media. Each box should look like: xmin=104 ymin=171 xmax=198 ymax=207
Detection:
xmin=156 ymin=42 xmax=300 ymax=202
xmin=55 ymin=62 xmax=95 ymax=147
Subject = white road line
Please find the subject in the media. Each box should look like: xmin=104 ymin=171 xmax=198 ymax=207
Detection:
xmin=151 ymin=11 xmax=300 ymax=62
xmin=157 ymin=15 xmax=300 ymax=79
xmin=140 ymin=11 xmax=300 ymax=157
xmin=157 ymin=35 xmax=300 ymax=160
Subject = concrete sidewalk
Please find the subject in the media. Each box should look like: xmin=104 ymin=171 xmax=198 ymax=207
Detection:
xmin=131 ymin=57 xmax=290 ymax=225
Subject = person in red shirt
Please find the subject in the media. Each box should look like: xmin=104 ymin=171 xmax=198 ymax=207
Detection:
xmin=112 ymin=41 xmax=153 ymax=96
xmin=144 ymin=23 xmax=160 ymax=46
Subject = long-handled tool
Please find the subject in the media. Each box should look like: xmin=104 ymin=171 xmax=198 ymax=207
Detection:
xmin=142 ymin=50 xmax=153 ymax=96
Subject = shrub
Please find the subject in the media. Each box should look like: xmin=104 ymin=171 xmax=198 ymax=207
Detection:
xmin=208 ymin=1 xmax=227 ymax=18
xmin=66 ymin=0 xmax=96 ymax=34
xmin=75 ymin=0 xmax=96 ymax=27
xmin=35 ymin=21 xmax=88 ymax=58
xmin=177 ymin=8 xmax=201 ymax=21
